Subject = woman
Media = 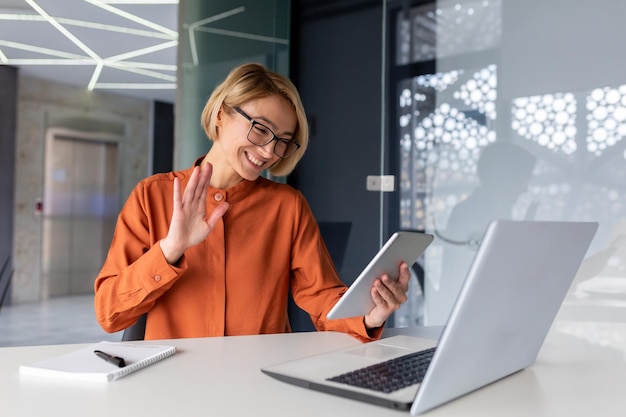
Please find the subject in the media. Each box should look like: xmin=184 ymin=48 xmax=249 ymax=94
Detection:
xmin=94 ymin=63 xmax=410 ymax=342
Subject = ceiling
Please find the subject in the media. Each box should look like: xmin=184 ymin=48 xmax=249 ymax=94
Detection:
xmin=0 ymin=0 xmax=178 ymax=103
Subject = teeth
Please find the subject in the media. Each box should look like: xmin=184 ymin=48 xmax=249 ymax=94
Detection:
xmin=247 ymin=153 xmax=264 ymax=167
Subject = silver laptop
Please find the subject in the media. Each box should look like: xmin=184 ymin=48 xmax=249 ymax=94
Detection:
xmin=261 ymin=220 xmax=598 ymax=414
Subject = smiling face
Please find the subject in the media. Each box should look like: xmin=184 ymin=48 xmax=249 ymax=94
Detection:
xmin=207 ymin=94 xmax=297 ymax=188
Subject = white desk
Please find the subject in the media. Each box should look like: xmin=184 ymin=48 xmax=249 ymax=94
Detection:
xmin=559 ymin=277 xmax=626 ymax=322
xmin=1 ymin=326 xmax=626 ymax=417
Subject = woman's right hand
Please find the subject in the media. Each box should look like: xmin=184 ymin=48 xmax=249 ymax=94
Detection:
xmin=159 ymin=163 xmax=229 ymax=264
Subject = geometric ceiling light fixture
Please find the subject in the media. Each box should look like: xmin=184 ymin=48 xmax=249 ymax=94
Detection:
xmin=0 ymin=0 xmax=178 ymax=102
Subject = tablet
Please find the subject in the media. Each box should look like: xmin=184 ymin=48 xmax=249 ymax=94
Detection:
xmin=326 ymin=231 xmax=434 ymax=320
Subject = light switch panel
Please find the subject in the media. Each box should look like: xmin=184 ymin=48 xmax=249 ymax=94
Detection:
xmin=366 ymin=175 xmax=395 ymax=192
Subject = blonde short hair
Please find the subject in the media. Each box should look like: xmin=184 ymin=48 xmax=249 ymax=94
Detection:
xmin=201 ymin=63 xmax=309 ymax=177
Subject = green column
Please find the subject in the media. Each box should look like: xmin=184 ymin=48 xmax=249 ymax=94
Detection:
xmin=174 ymin=0 xmax=291 ymax=170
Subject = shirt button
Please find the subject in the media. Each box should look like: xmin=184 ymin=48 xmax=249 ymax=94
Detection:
xmin=214 ymin=193 xmax=224 ymax=202
xmin=154 ymin=275 xmax=161 ymax=282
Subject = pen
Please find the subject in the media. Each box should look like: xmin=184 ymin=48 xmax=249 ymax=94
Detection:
xmin=94 ymin=350 xmax=126 ymax=367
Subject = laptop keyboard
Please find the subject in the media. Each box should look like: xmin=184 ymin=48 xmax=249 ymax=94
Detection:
xmin=327 ymin=347 xmax=436 ymax=393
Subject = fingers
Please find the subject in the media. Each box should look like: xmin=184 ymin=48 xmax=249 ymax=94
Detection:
xmin=163 ymin=163 xmax=223 ymax=264
xmin=370 ymin=284 xmax=385 ymax=305
xmin=375 ymin=278 xmax=407 ymax=307
xmin=206 ymin=202 xmax=230 ymax=230
xmin=172 ymin=177 xmax=181 ymax=209
xmin=365 ymin=263 xmax=410 ymax=329
xmin=184 ymin=165 xmax=211 ymax=204
xmin=184 ymin=166 xmax=200 ymax=202
xmin=396 ymin=262 xmax=411 ymax=293
xmin=373 ymin=262 xmax=410 ymax=308
xmin=195 ymin=163 xmax=212 ymax=202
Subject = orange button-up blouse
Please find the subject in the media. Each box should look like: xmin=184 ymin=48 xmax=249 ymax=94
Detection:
xmin=94 ymin=162 xmax=381 ymax=343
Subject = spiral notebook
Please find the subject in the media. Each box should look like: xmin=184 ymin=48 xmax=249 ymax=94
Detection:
xmin=19 ymin=341 xmax=176 ymax=382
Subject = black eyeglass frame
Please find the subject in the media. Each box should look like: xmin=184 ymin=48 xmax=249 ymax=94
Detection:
xmin=233 ymin=106 xmax=300 ymax=159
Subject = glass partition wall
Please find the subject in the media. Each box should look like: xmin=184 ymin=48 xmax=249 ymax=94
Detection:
xmin=175 ymin=0 xmax=291 ymax=171
xmin=386 ymin=0 xmax=626 ymax=329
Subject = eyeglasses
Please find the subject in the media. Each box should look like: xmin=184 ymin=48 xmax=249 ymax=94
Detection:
xmin=233 ymin=106 xmax=300 ymax=159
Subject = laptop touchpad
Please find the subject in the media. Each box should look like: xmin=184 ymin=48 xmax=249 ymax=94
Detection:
xmin=344 ymin=344 xmax=411 ymax=360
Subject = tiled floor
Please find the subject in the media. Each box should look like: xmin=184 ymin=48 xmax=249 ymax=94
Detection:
xmin=0 ymin=295 xmax=123 ymax=347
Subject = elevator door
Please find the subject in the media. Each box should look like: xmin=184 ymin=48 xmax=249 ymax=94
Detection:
xmin=42 ymin=132 xmax=119 ymax=298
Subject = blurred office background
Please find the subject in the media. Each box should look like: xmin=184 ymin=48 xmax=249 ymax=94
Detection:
xmin=1 ymin=0 xmax=625 ymax=349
